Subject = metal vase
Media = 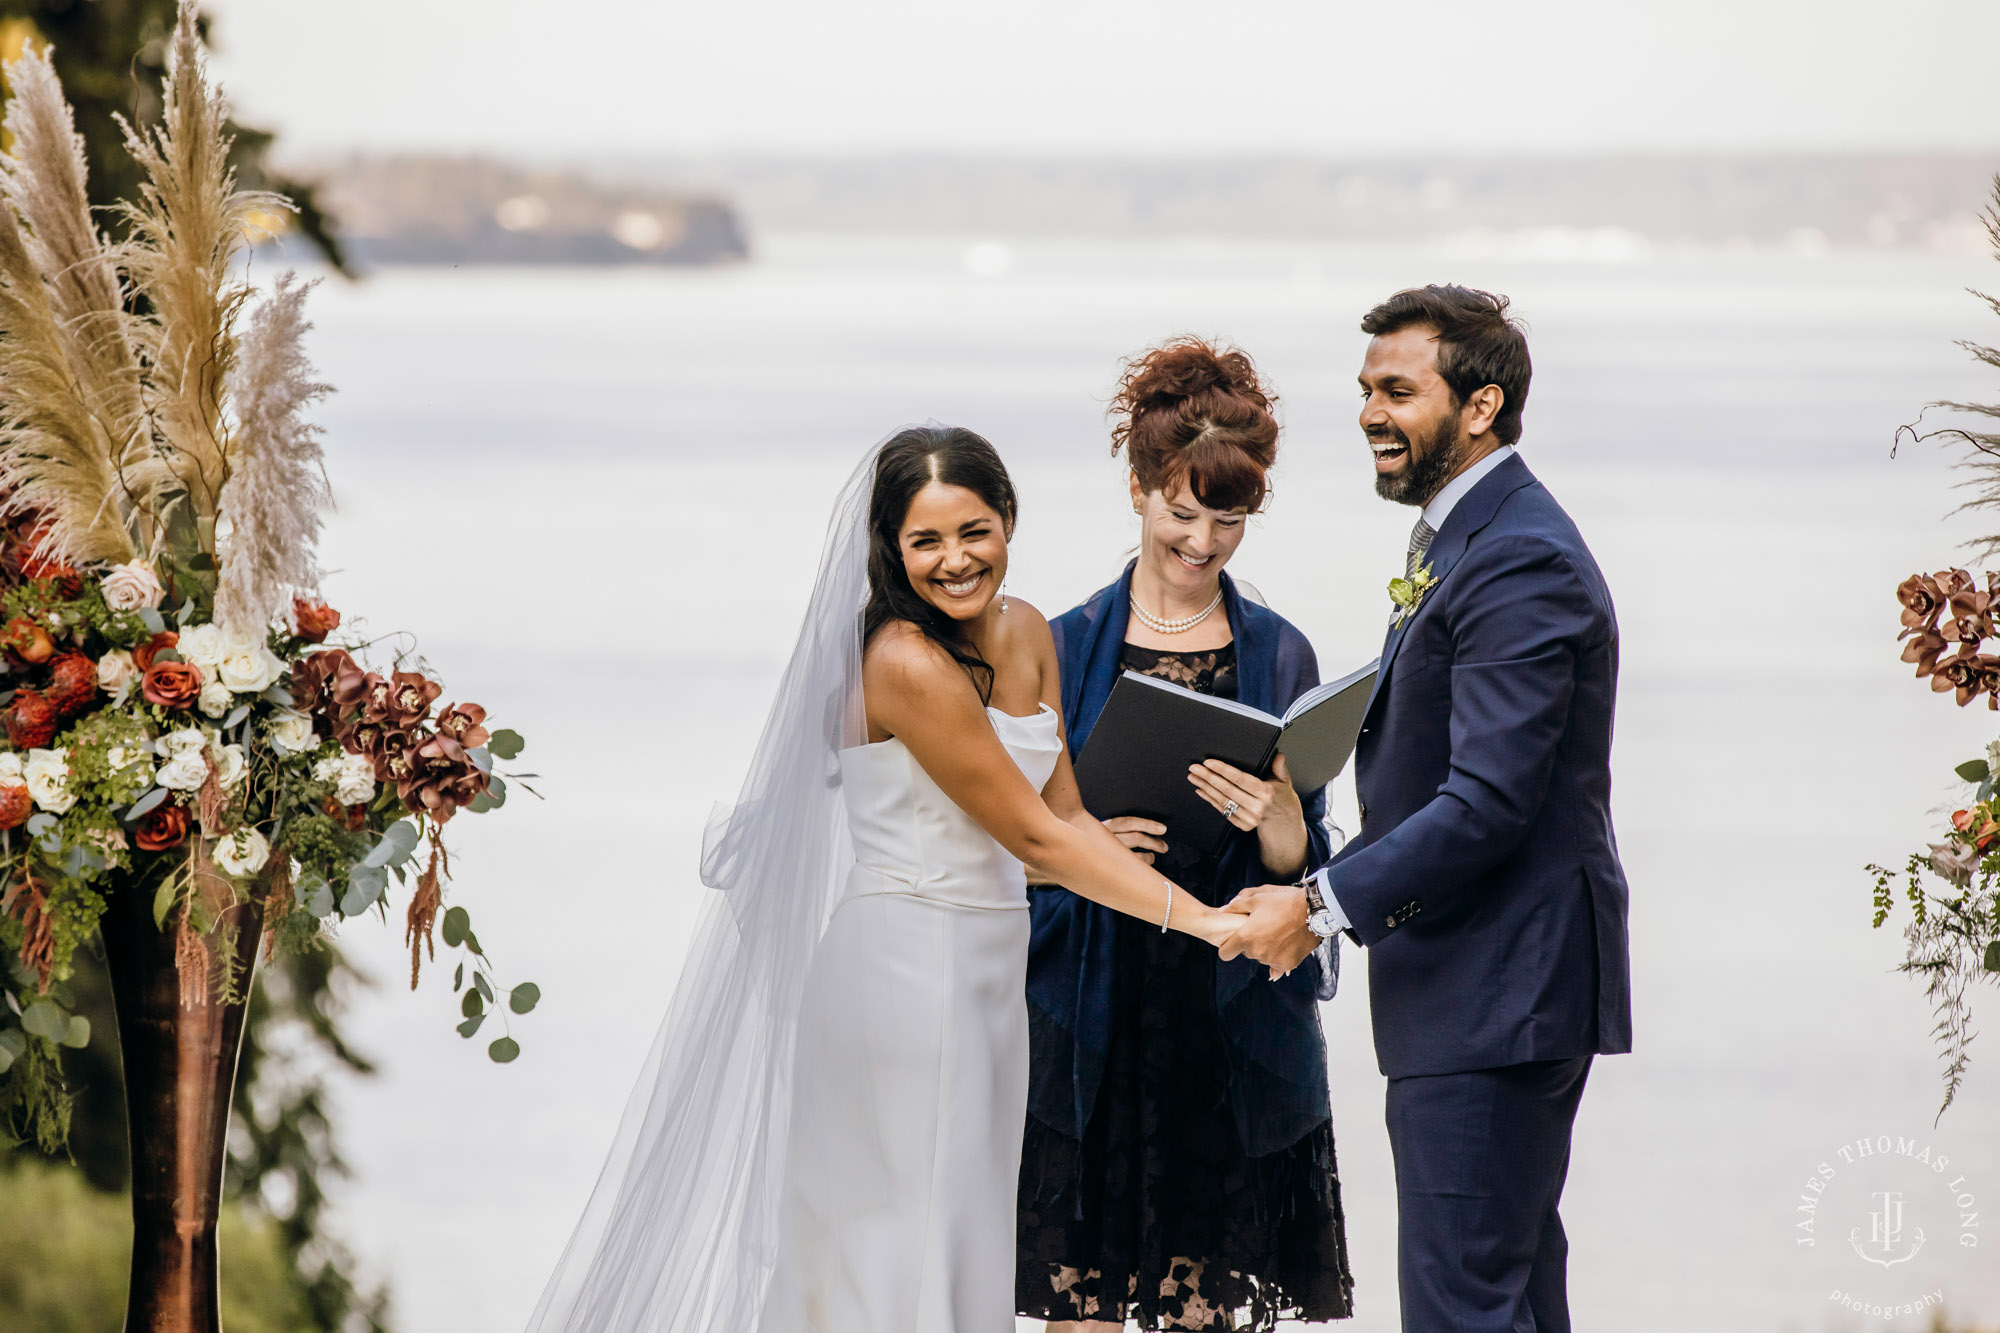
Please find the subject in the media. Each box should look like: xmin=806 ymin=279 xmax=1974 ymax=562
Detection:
xmin=97 ymin=876 xmax=263 ymax=1333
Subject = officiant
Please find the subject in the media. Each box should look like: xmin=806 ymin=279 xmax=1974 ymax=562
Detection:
xmin=1018 ymin=339 xmax=1354 ymax=1332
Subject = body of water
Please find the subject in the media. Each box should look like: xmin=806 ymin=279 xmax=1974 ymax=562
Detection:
xmin=284 ymin=234 xmax=2000 ymax=1331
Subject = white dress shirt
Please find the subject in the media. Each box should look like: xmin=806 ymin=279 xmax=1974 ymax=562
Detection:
xmin=1303 ymin=445 xmax=1517 ymax=938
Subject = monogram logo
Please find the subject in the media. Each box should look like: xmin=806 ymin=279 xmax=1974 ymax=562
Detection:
xmin=1850 ymin=1190 xmax=1926 ymax=1268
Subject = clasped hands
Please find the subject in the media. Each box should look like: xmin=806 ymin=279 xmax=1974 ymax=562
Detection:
xmin=1216 ymin=883 xmax=1321 ymax=980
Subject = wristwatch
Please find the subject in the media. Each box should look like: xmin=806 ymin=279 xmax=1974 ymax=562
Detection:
xmin=1301 ymin=876 xmax=1340 ymax=941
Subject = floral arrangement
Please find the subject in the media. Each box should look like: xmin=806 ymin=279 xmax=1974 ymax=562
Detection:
xmin=1871 ymin=179 xmax=2000 ymax=1113
xmin=1871 ymin=566 xmax=2000 ymax=1112
xmin=0 ymin=11 xmax=535 ymax=1149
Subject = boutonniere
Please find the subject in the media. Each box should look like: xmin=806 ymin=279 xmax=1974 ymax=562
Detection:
xmin=1388 ymin=563 xmax=1438 ymax=625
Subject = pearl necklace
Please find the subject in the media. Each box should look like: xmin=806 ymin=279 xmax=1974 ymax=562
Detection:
xmin=1129 ymin=586 xmax=1224 ymax=635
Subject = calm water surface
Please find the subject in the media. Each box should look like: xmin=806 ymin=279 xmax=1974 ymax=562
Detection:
xmin=290 ymin=235 xmax=2000 ymax=1331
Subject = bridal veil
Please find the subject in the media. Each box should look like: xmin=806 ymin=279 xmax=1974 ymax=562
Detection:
xmin=527 ymin=439 xmax=880 ymax=1332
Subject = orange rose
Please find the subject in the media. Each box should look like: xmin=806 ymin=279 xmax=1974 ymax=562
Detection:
xmin=135 ymin=801 xmax=191 ymax=851
xmin=292 ymin=598 xmax=341 ymax=643
xmin=141 ymin=661 xmax=203 ymax=710
xmin=133 ymin=630 xmax=179 ymax=672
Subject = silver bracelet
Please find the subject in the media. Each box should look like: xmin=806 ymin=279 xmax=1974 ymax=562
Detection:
xmin=1161 ymin=879 xmax=1173 ymax=934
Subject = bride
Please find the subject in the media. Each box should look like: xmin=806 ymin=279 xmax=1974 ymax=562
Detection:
xmin=529 ymin=425 xmax=1246 ymax=1333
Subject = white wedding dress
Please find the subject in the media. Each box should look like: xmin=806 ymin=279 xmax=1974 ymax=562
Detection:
xmin=760 ymin=703 xmax=1064 ymax=1333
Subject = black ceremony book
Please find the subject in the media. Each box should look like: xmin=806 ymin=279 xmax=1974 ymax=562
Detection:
xmin=1072 ymin=658 xmax=1380 ymax=854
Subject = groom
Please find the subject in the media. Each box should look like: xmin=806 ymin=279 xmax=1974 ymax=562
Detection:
xmin=1223 ymin=285 xmax=1631 ymax=1332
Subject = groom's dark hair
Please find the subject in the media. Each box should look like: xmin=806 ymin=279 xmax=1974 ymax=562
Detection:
xmin=1361 ymin=285 xmax=1531 ymax=446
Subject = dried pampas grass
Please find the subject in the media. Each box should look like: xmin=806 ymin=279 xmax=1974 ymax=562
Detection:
xmin=0 ymin=42 xmax=155 ymax=566
xmin=117 ymin=3 xmax=287 ymax=543
xmin=215 ymin=272 xmax=327 ymax=636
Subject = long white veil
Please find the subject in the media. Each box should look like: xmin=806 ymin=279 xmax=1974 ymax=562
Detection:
xmin=527 ymin=439 xmax=881 ymax=1332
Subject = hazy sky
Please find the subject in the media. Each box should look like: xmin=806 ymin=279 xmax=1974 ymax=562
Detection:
xmin=204 ymin=0 xmax=1999 ymax=158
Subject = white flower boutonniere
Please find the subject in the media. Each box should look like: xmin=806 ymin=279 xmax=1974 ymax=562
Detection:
xmin=1388 ymin=562 xmax=1438 ymax=626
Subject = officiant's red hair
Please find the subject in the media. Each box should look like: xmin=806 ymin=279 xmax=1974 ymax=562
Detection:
xmin=1111 ymin=337 xmax=1278 ymax=513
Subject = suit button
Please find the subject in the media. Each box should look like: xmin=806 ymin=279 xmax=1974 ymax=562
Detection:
xmin=1384 ymin=915 xmax=1396 ymax=929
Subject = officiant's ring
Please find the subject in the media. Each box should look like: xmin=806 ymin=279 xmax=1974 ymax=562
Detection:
xmin=1222 ymin=800 xmax=1239 ymax=819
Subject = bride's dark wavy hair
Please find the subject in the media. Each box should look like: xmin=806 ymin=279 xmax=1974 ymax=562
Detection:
xmin=863 ymin=425 xmax=1018 ymax=705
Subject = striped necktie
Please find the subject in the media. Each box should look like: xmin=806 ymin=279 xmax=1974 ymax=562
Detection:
xmin=1405 ymin=517 xmax=1436 ymax=582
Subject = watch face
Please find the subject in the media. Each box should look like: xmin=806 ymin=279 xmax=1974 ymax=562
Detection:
xmin=1308 ymin=909 xmax=1339 ymax=939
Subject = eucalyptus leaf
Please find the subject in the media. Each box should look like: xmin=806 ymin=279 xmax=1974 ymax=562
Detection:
xmin=464 ymin=930 xmax=484 ymax=958
xmin=466 ymin=791 xmax=497 ymax=816
xmin=175 ymin=596 xmax=195 ymax=626
xmin=25 ymin=813 xmax=53 ymax=836
xmin=488 ymin=1036 xmax=521 ymax=1064
xmin=1983 ymin=779 xmax=1996 ymax=804
xmin=125 ymin=787 xmax=170 ymax=822
xmin=21 ymin=1001 xmax=67 ymax=1041
xmin=138 ymin=608 xmax=165 ymax=635
xmin=0 ymin=1045 xmax=11 ymax=1074
xmin=474 ymin=973 xmax=494 ymax=1003
xmin=262 ymin=686 xmax=294 ymax=707
xmin=487 ymin=729 xmax=525 ymax=761
xmin=453 ymin=962 xmax=464 ymax=993
xmin=1985 ymin=941 xmax=2000 ymax=973
xmin=508 ymin=982 xmax=541 ymax=1015
xmin=456 ymin=1014 xmax=485 ymax=1039
xmin=441 ymin=906 xmax=469 ymax=948
xmin=485 ymin=776 xmax=508 ymax=809
xmin=467 ymin=746 xmax=492 ymax=774
xmin=0 ymin=1028 xmax=24 ymax=1056
xmin=1958 ymin=759 xmax=1991 ymax=783
xmin=60 ymin=1015 xmax=89 ymax=1049
xmin=305 ymin=877 xmax=336 ymax=919
xmin=381 ymin=820 xmax=421 ymax=866
xmin=152 ymin=875 xmax=177 ymax=930
xmin=223 ymin=704 xmax=250 ymax=730
xmin=461 ymin=988 xmax=483 ymax=1019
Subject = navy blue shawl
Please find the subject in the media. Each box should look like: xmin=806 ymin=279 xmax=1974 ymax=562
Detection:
xmin=1027 ymin=563 xmax=1336 ymax=1158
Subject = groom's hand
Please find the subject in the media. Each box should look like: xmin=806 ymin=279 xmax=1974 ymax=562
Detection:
xmin=1220 ymin=884 xmax=1318 ymax=979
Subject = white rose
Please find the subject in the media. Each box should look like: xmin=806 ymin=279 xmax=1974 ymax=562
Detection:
xmin=1987 ymin=737 xmax=2000 ymax=777
xmin=214 ymin=827 xmax=270 ymax=877
xmin=159 ymin=728 xmax=209 ymax=759
xmin=316 ymin=750 xmax=376 ymax=806
xmin=24 ymin=748 xmax=73 ymax=813
xmin=0 ymin=752 xmax=22 ymax=785
xmin=101 ymin=561 xmax=165 ymax=611
xmin=176 ymin=624 xmax=225 ymax=669
xmin=87 ymin=827 xmax=128 ymax=853
xmin=198 ymin=678 xmax=233 ymax=718
xmin=216 ymin=640 xmax=285 ymax=694
xmin=210 ymin=742 xmax=247 ymax=790
xmin=267 ymin=711 xmax=318 ymax=756
xmin=156 ymin=751 xmax=210 ymax=791
xmin=98 ymin=649 xmax=137 ymax=696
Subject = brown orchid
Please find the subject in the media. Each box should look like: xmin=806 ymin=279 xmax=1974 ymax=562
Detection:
xmin=1900 ymin=573 xmax=1948 ymax=631
xmin=435 ymin=703 xmax=490 ymax=749
xmin=1903 ymin=630 xmax=1949 ymax=678
xmin=398 ymin=731 xmax=488 ymax=823
xmin=1932 ymin=645 xmax=1987 ymax=706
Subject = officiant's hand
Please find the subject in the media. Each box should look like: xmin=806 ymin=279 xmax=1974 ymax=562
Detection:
xmin=1217 ymin=883 xmax=1319 ymax=980
xmin=1188 ymin=753 xmax=1309 ymax=878
xmin=1102 ymin=816 xmax=1169 ymax=865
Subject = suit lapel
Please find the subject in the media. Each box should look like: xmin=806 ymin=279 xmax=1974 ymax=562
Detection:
xmin=1360 ymin=453 xmax=1538 ymax=722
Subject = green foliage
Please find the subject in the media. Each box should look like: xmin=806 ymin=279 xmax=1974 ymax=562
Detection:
xmin=0 ymin=0 xmax=346 ymax=271
xmin=0 ymin=1156 xmax=313 ymax=1332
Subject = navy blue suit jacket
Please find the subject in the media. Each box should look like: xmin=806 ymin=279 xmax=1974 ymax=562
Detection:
xmin=1318 ymin=453 xmax=1632 ymax=1079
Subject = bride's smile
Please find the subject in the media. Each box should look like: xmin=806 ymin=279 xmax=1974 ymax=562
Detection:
xmin=897 ymin=481 xmax=1012 ymax=623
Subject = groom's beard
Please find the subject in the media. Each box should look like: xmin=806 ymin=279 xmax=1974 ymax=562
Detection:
xmin=1373 ymin=404 xmax=1468 ymax=507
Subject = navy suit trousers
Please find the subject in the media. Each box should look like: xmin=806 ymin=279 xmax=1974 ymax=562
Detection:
xmin=1384 ymin=1057 xmax=1592 ymax=1333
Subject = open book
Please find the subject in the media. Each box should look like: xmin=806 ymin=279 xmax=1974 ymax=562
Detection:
xmin=1071 ymin=658 xmax=1379 ymax=853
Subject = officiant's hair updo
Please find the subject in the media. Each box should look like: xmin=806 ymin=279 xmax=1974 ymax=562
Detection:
xmin=1110 ymin=337 xmax=1278 ymax=513
xmin=864 ymin=424 xmax=1019 ymax=703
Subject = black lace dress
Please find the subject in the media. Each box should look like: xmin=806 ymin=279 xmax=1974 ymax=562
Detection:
xmin=1017 ymin=643 xmax=1354 ymax=1331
